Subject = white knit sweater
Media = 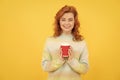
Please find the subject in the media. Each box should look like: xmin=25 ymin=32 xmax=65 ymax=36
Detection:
xmin=42 ymin=33 xmax=89 ymax=80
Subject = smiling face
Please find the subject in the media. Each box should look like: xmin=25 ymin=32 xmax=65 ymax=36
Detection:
xmin=59 ymin=12 xmax=75 ymax=34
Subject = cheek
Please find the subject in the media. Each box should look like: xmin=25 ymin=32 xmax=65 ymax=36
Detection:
xmin=59 ymin=21 xmax=64 ymax=26
xmin=71 ymin=22 xmax=75 ymax=26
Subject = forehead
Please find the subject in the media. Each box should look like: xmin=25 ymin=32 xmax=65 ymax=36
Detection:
xmin=61 ymin=12 xmax=74 ymax=18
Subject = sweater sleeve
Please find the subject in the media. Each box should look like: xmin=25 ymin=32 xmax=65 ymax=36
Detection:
xmin=41 ymin=38 xmax=65 ymax=72
xmin=67 ymin=41 xmax=89 ymax=74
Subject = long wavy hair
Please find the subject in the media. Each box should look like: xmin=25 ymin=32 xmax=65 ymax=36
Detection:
xmin=53 ymin=5 xmax=84 ymax=41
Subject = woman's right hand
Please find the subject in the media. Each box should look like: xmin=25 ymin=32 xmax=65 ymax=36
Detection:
xmin=59 ymin=48 xmax=65 ymax=61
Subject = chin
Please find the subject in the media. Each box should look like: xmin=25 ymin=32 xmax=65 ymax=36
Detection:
xmin=63 ymin=29 xmax=70 ymax=31
xmin=63 ymin=30 xmax=72 ymax=33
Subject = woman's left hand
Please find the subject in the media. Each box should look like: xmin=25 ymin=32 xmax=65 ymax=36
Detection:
xmin=68 ymin=46 xmax=74 ymax=61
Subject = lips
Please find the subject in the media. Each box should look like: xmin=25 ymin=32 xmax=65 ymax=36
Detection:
xmin=63 ymin=25 xmax=71 ymax=29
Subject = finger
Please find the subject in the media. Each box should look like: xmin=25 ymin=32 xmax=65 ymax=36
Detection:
xmin=69 ymin=48 xmax=72 ymax=53
xmin=60 ymin=48 xmax=63 ymax=56
xmin=68 ymin=49 xmax=71 ymax=56
xmin=70 ymin=46 xmax=73 ymax=51
xmin=60 ymin=48 xmax=63 ymax=59
xmin=68 ymin=50 xmax=72 ymax=60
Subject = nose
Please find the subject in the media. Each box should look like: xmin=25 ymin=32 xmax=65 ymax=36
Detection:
xmin=64 ymin=20 xmax=70 ymax=25
xmin=64 ymin=23 xmax=70 ymax=27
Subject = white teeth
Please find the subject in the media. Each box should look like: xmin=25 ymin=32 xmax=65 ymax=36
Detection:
xmin=64 ymin=27 xmax=70 ymax=29
xmin=63 ymin=25 xmax=70 ymax=28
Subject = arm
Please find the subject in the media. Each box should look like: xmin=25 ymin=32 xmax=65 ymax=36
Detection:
xmin=67 ymin=41 xmax=89 ymax=74
xmin=41 ymin=38 xmax=65 ymax=72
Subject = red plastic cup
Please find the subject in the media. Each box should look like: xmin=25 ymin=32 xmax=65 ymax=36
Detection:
xmin=61 ymin=43 xmax=70 ymax=58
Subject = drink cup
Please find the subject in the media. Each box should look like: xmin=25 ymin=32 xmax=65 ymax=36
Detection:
xmin=61 ymin=43 xmax=70 ymax=58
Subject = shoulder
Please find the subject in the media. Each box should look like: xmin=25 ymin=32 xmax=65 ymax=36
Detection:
xmin=44 ymin=36 xmax=59 ymax=46
xmin=77 ymin=40 xmax=87 ymax=47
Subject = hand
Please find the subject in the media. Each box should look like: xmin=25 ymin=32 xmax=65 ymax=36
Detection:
xmin=58 ymin=48 xmax=65 ymax=61
xmin=68 ymin=46 xmax=74 ymax=61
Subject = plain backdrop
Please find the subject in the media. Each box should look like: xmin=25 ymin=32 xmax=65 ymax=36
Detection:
xmin=0 ymin=0 xmax=120 ymax=80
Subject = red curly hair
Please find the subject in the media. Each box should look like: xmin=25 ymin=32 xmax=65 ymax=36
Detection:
xmin=53 ymin=5 xmax=84 ymax=41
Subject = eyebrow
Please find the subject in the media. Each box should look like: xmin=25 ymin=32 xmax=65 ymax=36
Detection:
xmin=61 ymin=17 xmax=74 ymax=19
xmin=68 ymin=18 xmax=74 ymax=19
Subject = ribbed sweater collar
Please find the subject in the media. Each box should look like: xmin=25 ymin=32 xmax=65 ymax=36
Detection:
xmin=58 ymin=33 xmax=73 ymax=41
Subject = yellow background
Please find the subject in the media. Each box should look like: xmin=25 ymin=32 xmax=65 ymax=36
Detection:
xmin=0 ymin=0 xmax=120 ymax=80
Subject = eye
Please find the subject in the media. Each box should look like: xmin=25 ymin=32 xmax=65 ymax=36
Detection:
xmin=68 ymin=18 xmax=74 ymax=21
xmin=61 ymin=18 xmax=66 ymax=21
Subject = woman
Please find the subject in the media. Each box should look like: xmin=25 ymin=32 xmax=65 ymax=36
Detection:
xmin=42 ymin=5 xmax=89 ymax=80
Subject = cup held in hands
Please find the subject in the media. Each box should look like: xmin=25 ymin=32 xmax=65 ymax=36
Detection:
xmin=61 ymin=43 xmax=70 ymax=58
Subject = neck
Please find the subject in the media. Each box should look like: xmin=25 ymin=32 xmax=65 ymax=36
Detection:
xmin=62 ymin=31 xmax=72 ymax=35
